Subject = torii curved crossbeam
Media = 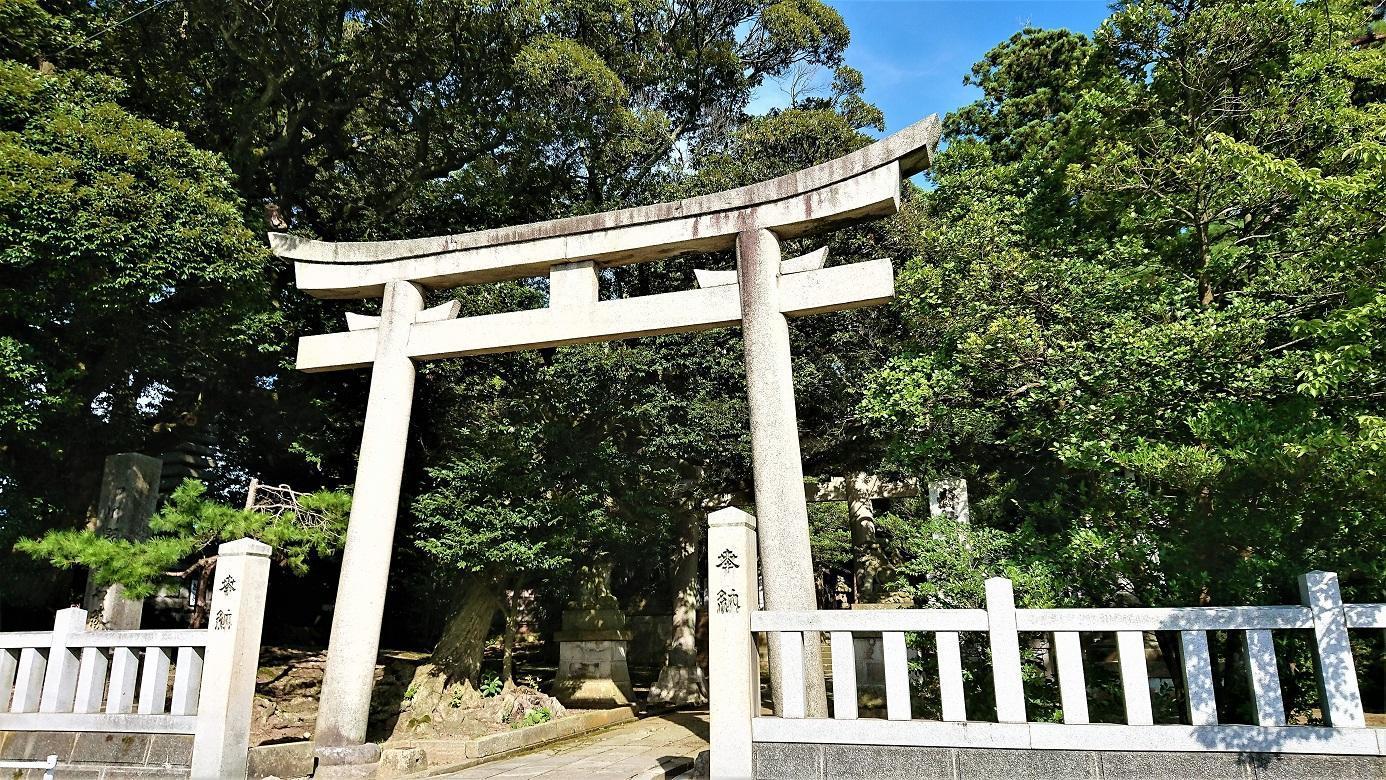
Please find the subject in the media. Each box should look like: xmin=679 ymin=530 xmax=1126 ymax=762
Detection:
xmin=271 ymin=114 xmax=940 ymax=299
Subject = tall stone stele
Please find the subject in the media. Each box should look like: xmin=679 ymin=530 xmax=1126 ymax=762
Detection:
xmin=551 ymin=560 xmax=635 ymax=708
xmin=83 ymin=452 xmax=163 ymax=629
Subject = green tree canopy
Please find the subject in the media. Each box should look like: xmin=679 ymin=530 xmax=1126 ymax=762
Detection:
xmin=864 ymin=0 xmax=1386 ymax=613
xmin=16 ymin=479 xmax=349 ymax=625
xmin=0 ymin=55 xmax=280 ymax=599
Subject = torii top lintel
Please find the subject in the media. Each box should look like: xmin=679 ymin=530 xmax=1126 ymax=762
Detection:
xmin=270 ymin=115 xmax=941 ymax=300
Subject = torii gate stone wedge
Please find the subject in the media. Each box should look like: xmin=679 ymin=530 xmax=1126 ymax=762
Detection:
xmin=272 ymin=114 xmax=941 ymax=766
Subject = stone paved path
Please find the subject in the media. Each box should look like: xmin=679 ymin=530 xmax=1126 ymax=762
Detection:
xmin=433 ymin=710 xmax=708 ymax=780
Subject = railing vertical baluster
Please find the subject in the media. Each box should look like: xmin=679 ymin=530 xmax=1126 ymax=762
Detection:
xmin=1053 ymin=631 xmax=1088 ymax=725
xmin=936 ymin=631 xmax=966 ymax=722
xmin=829 ymin=631 xmax=858 ymax=720
xmin=170 ymin=647 xmax=205 ymax=716
xmin=0 ymin=648 xmax=18 ymax=710
xmin=777 ymin=631 xmax=806 ymax=719
xmin=138 ymin=646 xmax=171 ymax=715
xmin=1180 ymin=630 xmax=1218 ymax=726
xmin=1243 ymin=629 xmax=1285 ymax=726
xmin=882 ymin=631 xmax=911 ymax=721
xmin=11 ymin=647 xmax=47 ymax=713
xmin=73 ymin=648 xmax=110 ymax=714
xmin=1116 ymin=631 xmax=1153 ymax=725
xmin=39 ymin=607 xmax=85 ymax=713
xmin=985 ymin=577 xmax=1026 ymax=722
xmin=106 ymin=646 xmax=139 ymax=714
xmin=1299 ymin=571 xmax=1365 ymax=727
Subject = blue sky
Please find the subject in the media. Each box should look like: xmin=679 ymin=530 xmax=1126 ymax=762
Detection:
xmin=749 ymin=1 xmax=1114 ymax=134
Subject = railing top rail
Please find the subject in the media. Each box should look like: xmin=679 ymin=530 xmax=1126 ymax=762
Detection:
xmin=751 ymin=602 xmax=1386 ymax=634
xmin=1344 ymin=603 xmax=1386 ymax=628
xmin=751 ymin=609 xmax=989 ymax=633
xmin=0 ymin=632 xmax=53 ymax=649
xmin=1016 ymin=606 xmax=1313 ymax=632
xmin=0 ymin=627 xmax=210 ymax=649
xmin=69 ymin=628 xmax=209 ymax=648
xmin=0 ymin=712 xmax=197 ymax=735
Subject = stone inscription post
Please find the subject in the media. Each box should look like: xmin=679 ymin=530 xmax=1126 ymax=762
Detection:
xmin=707 ymin=507 xmax=759 ymax=779
xmin=191 ymin=538 xmax=272 ymax=779
xmin=271 ymin=115 xmax=942 ymax=764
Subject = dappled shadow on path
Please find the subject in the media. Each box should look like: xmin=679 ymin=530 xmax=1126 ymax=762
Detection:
xmin=652 ymin=709 xmax=710 ymax=743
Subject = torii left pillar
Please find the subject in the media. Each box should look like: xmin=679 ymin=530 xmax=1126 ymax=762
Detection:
xmin=313 ymin=280 xmax=423 ymax=772
xmin=738 ymin=227 xmax=830 ymax=717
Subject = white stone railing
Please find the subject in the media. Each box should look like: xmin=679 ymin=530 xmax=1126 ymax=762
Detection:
xmin=0 ymin=539 xmax=270 ymax=779
xmin=706 ymin=507 xmax=1386 ymax=778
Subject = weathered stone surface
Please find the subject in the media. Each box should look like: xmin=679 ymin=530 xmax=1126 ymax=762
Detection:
xmin=691 ymin=749 xmax=710 ymax=778
xmin=99 ymin=768 xmax=189 ymax=779
xmin=1250 ymin=753 xmax=1386 ymax=780
xmin=22 ymin=768 xmax=103 ymax=780
xmin=247 ymin=740 xmax=314 ymax=779
xmin=558 ymin=608 xmax=629 ymax=633
xmin=1100 ymin=751 xmax=1253 ymax=779
xmin=190 ymin=538 xmax=273 ymax=780
xmin=315 ymin=742 xmax=381 ymax=766
xmin=462 ymin=705 xmax=635 ymax=759
xmin=313 ymin=761 xmax=379 ymax=780
xmin=0 ymin=731 xmax=77 ymax=761
xmin=929 ymin=478 xmax=970 ymax=524
xmin=753 ymin=742 xmax=824 ymax=779
xmin=297 ymin=260 xmax=896 ymax=372
xmin=71 ymin=733 xmax=150 ymax=765
xmin=821 ymin=744 xmax=955 ymax=780
xmin=956 ymin=748 xmax=1098 ymax=779
xmin=142 ymin=735 xmax=192 ymax=767
xmin=377 ymin=746 xmax=425 ymax=778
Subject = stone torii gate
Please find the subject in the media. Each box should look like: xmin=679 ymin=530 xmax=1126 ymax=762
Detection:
xmin=272 ymin=115 xmax=940 ymax=768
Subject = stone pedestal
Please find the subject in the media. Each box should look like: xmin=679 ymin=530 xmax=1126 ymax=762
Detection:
xmin=552 ymin=563 xmax=635 ymax=708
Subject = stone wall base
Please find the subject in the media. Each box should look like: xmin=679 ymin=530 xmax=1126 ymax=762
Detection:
xmin=0 ymin=731 xmax=192 ymax=779
xmin=752 ymin=742 xmax=1386 ymax=780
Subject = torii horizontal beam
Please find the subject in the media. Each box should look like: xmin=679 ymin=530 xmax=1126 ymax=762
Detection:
xmin=297 ymin=258 xmax=894 ymax=372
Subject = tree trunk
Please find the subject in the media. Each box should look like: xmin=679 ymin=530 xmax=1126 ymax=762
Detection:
xmin=649 ymin=508 xmax=708 ymax=707
xmin=431 ymin=578 xmax=499 ymax=686
xmin=499 ymin=583 xmax=522 ymax=689
xmin=190 ymin=557 xmax=217 ymax=629
xmin=502 ymin=613 xmax=515 ymax=687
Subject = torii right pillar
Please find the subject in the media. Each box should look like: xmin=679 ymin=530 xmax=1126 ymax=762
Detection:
xmin=737 ymin=227 xmax=830 ymax=716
